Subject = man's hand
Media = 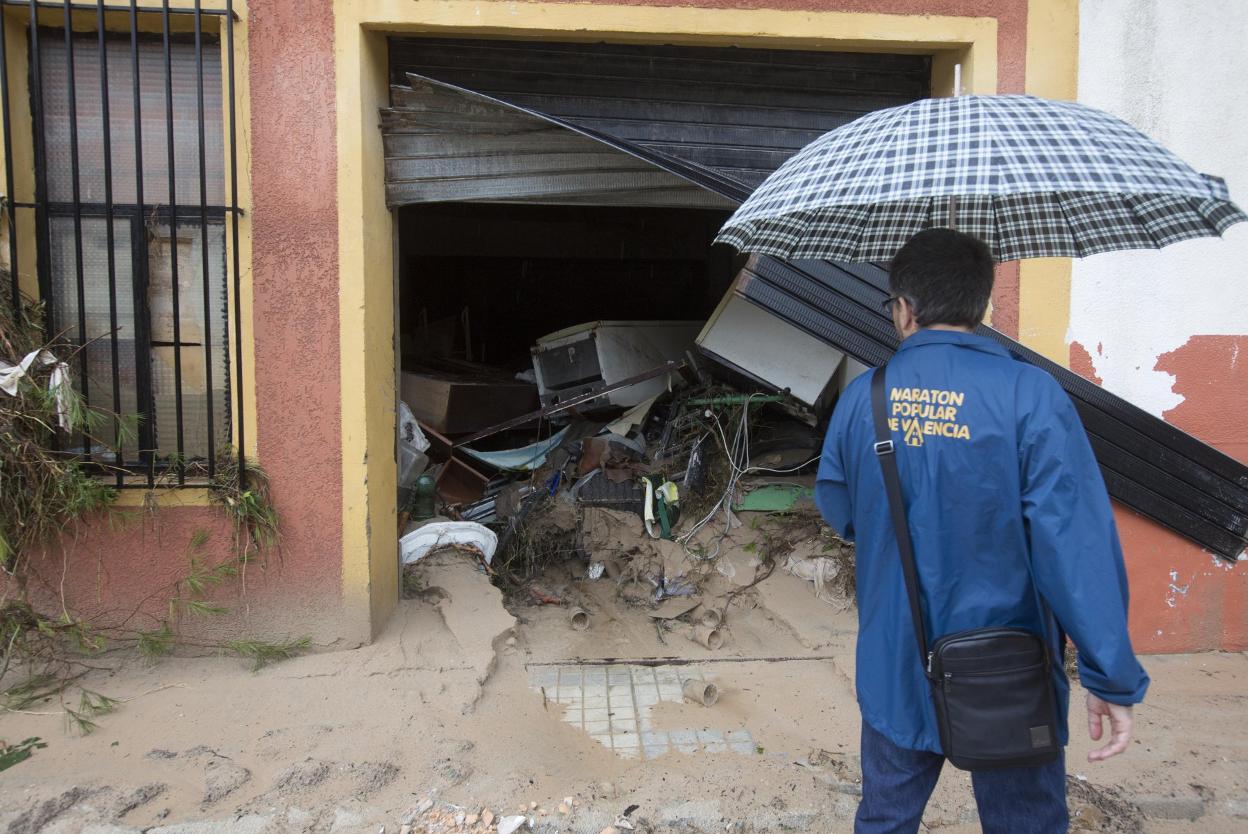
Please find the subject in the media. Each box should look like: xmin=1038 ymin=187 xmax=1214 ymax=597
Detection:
xmin=1086 ymin=692 xmax=1133 ymax=762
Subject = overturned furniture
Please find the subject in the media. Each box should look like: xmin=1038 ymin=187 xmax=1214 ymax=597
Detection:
xmin=532 ymin=321 xmax=701 ymax=410
xmin=697 ymin=270 xmax=866 ymax=413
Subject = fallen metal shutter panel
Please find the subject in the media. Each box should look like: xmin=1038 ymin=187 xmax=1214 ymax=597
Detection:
xmin=388 ymin=74 xmax=1248 ymax=561
xmin=382 ymin=78 xmax=734 ymax=209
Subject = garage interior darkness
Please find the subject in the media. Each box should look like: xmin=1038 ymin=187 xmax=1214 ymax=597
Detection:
xmin=396 ymin=203 xmax=737 ymax=380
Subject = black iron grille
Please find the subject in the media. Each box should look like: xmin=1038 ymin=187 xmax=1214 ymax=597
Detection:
xmin=1 ymin=0 xmax=245 ymax=488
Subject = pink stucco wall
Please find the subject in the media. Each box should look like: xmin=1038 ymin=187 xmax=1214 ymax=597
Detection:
xmin=244 ymin=0 xmax=345 ymax=629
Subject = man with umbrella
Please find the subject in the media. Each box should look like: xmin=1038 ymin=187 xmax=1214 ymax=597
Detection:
xmin=715 ymin=93 xmax=1245 ymax=833
xmin=815 ymin=227 xmax=1148 ymax=833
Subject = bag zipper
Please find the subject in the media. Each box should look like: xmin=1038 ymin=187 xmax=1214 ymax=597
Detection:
xmin=943 ymin=660 xmax=1047 ymax=679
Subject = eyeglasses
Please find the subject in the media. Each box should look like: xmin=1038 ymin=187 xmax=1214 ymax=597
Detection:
xmin=880 ymin=295 xmax=903 ymax=312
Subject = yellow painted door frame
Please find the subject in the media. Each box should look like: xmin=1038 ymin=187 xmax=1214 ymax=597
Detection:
xmin=334 ymin=0 xmax=1010 ymax=637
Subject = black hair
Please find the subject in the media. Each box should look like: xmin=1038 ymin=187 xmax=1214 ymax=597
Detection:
xmin=888 ymin=228 xmax=994 ymax=329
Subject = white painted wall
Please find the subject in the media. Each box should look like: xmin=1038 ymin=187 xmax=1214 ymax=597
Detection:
xmin=1071 ymin=0 xmax=1248 ymax=416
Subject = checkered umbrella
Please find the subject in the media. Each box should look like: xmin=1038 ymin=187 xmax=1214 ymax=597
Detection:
xmin=715 ymin=95 xmax=1247 ymax=262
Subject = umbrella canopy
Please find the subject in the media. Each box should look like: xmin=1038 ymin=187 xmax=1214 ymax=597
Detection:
xmin=715 ymin=95 xmax=1247 ymax=262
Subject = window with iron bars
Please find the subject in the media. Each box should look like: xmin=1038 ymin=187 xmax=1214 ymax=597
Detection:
xmin=1 ymin=2 xmax=245 ymax=488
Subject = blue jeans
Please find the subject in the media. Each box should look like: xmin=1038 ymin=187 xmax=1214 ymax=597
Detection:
xmin=854 ymin=720 xmax=1068 ymax=834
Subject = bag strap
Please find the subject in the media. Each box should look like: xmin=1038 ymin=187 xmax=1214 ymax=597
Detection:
xmin=870 ymin=365 xmax=932 ymax=677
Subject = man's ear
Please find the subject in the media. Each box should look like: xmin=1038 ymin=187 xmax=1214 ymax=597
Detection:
xmin=896 ymin=297 xmax=918 ymax=337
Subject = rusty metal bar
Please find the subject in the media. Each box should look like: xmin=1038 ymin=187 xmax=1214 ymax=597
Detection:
xmin=160 ymin=0 xmax=185 ymax=482
xmin=193 ymin=0 xmax=214 ymax=474
xmin=224 ymin=0 xmax=243 ymax=488
xmin=95 ymin=0 xmax=123 ymax=483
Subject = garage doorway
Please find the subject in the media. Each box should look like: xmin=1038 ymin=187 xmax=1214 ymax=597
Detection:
xmin=383 ymin=34 xmax=929 ymax=518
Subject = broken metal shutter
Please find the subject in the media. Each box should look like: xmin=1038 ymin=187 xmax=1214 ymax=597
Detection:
xmin=380 ymin=75 xmax=1248 ymax=561
xmin=387 ymin=38 xmax=931 ymax=190
xmin=382 ymin=77 xmax=734 ymax=208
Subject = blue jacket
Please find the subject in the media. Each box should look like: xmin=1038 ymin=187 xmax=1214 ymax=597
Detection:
xmin=816 ymin=329 xmax=1149 ymax=754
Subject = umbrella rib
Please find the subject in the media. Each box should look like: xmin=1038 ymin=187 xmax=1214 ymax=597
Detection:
xmin=1051 ymin=192 xmax=1087 ymax=259
xmin=1122 ymin=193 xmax=1170 ymax=250
xmin=987 ymin=195 xmax=1004 ymax=262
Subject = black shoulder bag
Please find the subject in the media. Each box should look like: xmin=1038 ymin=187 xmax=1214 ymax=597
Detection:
xmin=870 ymin=365 xmax=1060 ymax=770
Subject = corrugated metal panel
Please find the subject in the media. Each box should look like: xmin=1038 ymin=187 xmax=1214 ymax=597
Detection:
xmin=388 ymin=37 xmax=930 ymax=188
xmin=382 ymin=77 xmax=734 ymax=208
xmin=380 ymin=75 xmax=1248 ymax=560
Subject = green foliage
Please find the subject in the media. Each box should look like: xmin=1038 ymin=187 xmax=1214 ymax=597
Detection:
xmin=183 ymin=600 xmax=230 ymax=617
xmin=165 ymin=530 xmax=239 ymax=620
xmin=136 ymin=624 xmax=174 ymax=660
xmin=224 ymin=636 xmax=312 ymax=672
xmin=63 ymin=619 xmax=106 ymax=654
xmin=1 ymin=291 xmax=292 ymax=735
xmin=64 ymin=689 xmax=119 ymax=735
xmin=1 ymin=672 xmax=70 ymax=711
xmin=206 ymin=450 xmax=280 ymax=560
xmin=0 ymin=297 xmax=120 ymax=572
xmin=0 ymin=738 xmax=47 ymax=772
xmin=181 ymin=531 xmax=239 ymax=598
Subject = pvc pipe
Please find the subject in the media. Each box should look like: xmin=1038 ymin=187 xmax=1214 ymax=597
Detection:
xmin=694 ymin=606 xmax=722 ymax=628
xmin=682 ymin=679 xmax=720 ymax=706
xmin=691 ymin=624 xmax=724 ymax=650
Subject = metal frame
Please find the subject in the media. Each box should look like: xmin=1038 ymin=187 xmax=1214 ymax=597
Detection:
xmin=1 ymin=0 xmax=244 ymax=488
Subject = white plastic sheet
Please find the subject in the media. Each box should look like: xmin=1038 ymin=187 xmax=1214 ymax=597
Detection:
xmin=0 ymin=348 xmax=73 ymax=431
xmin=400 ymin=521 xmax=498 ymax=565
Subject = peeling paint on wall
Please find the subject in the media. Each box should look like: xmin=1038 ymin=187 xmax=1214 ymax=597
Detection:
xmin=1068 ymin=340 xmax=1103 ymax=386
xmin=1070 ymin=0 xmax=1248 ymax=420
xmin=1155 ymin=335 xmax=1248 ymax=465
xmin=1164 ymin=569 xmax=1191 ymax=608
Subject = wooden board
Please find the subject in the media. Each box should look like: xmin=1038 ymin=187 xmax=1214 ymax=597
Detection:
xmin=401 ymin=372 xmax=538 ymax=436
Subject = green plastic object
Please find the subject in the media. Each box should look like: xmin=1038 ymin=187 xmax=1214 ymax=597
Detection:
xmin=733 ymin=484 xmax=815 ymax=513
xmin=411 ymin=472 xmax=437 ymax=521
